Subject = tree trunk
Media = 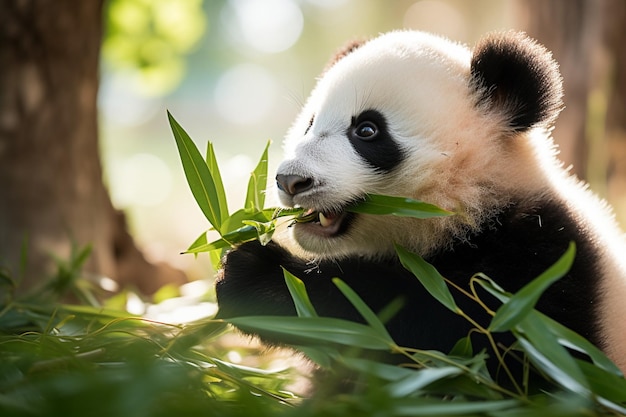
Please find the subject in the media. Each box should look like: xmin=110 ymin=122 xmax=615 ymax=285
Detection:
xmin=516 ymin=0 xmax=626 ymax=224
xmin=0 ymin=0 xmax=184 ymax=294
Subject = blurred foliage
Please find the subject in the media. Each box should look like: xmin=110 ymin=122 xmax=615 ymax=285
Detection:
xmin=2 ymin=234 xmax=626 ymax=416
xmin=0 ymin=246 xmax=297 ymax=417
xmin=103 ymin=0 xmax=207 ymax=96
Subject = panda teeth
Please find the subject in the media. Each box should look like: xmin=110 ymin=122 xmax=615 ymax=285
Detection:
xmin=319 ymin=212 xmax=332 ymax=228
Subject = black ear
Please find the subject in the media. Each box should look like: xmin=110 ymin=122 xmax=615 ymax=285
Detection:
xmin=471 ymin=31 xmax=563 ymax=132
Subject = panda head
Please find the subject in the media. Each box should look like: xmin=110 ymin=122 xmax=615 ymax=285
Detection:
xmin=276 ymin=30 xmax=563 ymax=260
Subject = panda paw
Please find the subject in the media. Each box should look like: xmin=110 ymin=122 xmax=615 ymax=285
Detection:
xmin=215 ymin=240 xmax=298 ymax=318
xmin=219 ymin=240 xmax=290 ymax=281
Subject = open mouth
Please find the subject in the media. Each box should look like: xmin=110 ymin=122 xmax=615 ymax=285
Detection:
xmin=293 ymin=208 xmax=354 ymax=237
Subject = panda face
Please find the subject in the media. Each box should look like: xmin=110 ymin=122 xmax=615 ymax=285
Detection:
xmin=275 ymin=31 xmax=563 ymax=260
xmin=274 ymin=32 xmax=477 ymax=259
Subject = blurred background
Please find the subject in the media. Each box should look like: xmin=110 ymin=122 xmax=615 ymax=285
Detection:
xmin=2 ymin=0 xmax=625 ymax=298
xmin=101 ymin=0 xmax=521 ymax=284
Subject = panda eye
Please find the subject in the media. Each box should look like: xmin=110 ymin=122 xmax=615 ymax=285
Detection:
xmin=354 ymin=121 xmax=378 ymax=141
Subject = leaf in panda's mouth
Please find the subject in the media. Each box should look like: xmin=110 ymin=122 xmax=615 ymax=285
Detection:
xmin=294 ymin=209 xmax=345 ymax=229
xmin=293 ymin=194 xmax=453 ymax=225
xmin=347 ymin=194 xmax=454 ymax=218
xmin=294 ymin=208 xmax=319 ymax=224
xmin=293 ymin=209 xmax=350 ymax=237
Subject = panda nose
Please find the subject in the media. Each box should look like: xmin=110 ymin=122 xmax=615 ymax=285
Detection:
xmin=276 ymin=174 xmax=314 ymax=196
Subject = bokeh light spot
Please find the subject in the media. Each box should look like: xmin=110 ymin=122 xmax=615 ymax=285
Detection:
xmin=223 ymin=0 xmax=304 ymax=53
xmin=214 ymin=64 xmax=278 ymax=125
xmin=109 ymin=153 xmax=173 ymax=208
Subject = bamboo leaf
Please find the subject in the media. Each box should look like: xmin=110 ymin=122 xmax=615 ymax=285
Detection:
xmin=183 ymin=226 xmax=258 ymax=254
xmin=473 ymin=274 xmax=511 ymax=304
xmin=332 ymin=278 xmax=394 ymax=343
xmin=576 ymin=360 xmax=626 ymax=414
xmin=388 ymin=367 xmax=463 ymax=397
xmin=293 ymin=345 xmax=335 ymax=368
xmin=205 ymin=142 xmax=229 ymax=224
xmin=395 ymin=245 xmax=459 ymax=313
xmin=515 ymin=313 xmax=590 ymax=396
xmin=271 ymin=207 xmax=305 ymax=219
xmin=477 ymin=271 xmax=621 ymax=377
xmin=219 ymin=208 xmax=271 ymax=235
xmin=187 ymin=230 xmax=208 ymax=252
xmin=283 ymin=269 xmax=318 ymax=318
xmin=241 ymin=220 xmax=276 ymax=246
xmin=531 ymin=310 xmax=623 ymax=377
xmin=227 ymin=316 xmax=393 ymax=350
xmin=183 ymin=238 xmax=231 ymax=254
xmin=448 ymin=336 xmax=473 ymax=358
xmin=392 ymin=399 xmax=518 ymax=416
xmin=490 ymin=242 xmax=576 ymax=332
xmin=335 ymin=356 xmax=417 ymax=382
xmin=348 ymin=194 xmax=453 ymax=218
xmin=245 ymin=140 xmax=270 ymax=211
xmin=168 ymin=110 xmax=222 ymax=229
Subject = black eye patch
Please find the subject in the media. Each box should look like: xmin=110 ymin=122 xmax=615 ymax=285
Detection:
xmin=346 ymin=110 xmax=404 ymax=172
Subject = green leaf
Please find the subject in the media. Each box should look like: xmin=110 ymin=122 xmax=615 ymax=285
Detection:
xmin=183 ymin=226 xmax=258 ymax=254
xmin=388 ymin=367 xmax=463 ymax=397
xmin=208 ymin=249 xmax=223 ymax=270
xmin=245 ymin=140 xmax=270 ymax=211
xmin=348 ymin=194 xmax=453 ymax=218
xmin=490 ymin=242 xmax=576 ymax=332
xmin=334 ymin=356 xmax=416 ymax=382
xmin=531 ymin=311 xmax=623 ymax=377
xmin=332 ymin=278 xmax=394 ymax=343
xmin=392 ymin=399 xmax=518 ymax=416
xmin=448 ymin=336 xmax=473 ymax=358
xmin=576 ymin=360 xmax=626 ymax=414
xmin=515 ymin=313 xmax=590 ymax=396
xmin=376 ymin=296 xmax=406 ymax=326
xmin=60 ymin=304 xmax=141 ymax=320
xmin=283 ymin=269 xmax=318 ymax=318
xmin=220 ymin=208 xmax=273 ymax=235
xmin=205 ymin=142 xmax=229 ymax=224
xmin=477 ymin=271 xmax=622 ymax=377
xmin=241 ymin=220 xmax=276 ymax=246
xmin=473 ymin=273 xmax=511 ymax=304
xmin=293 ymin=345 xmax=335 ymax=368
xmin=183 ymin=238 xmax=230 ymax=254
xmin=227 ymin=316 xmax=393 ymax=350
xmin=187 ymin=230 xmax=208 ymax=252
xmin=215 ymin=224 xmax=259 ymax=247
xmin=395 ymin=245 xmax=459 ymax=313
xmin=270 ymin=207 xmax=305 ymax=219
xmin=168 ymin=110 xmax=222 ymax=229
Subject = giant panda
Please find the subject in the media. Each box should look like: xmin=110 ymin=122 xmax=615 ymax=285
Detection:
xmin=215 ymin=30 xmax=626 ymax=380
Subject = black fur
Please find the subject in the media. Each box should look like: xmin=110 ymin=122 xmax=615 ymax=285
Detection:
xmin=470 ymin=31 xmax=563 ymax=131
xmin=215 ymin=196 xmax=602 ymax=377
xmin=346 ymin=110 xmax=404 ymax=172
